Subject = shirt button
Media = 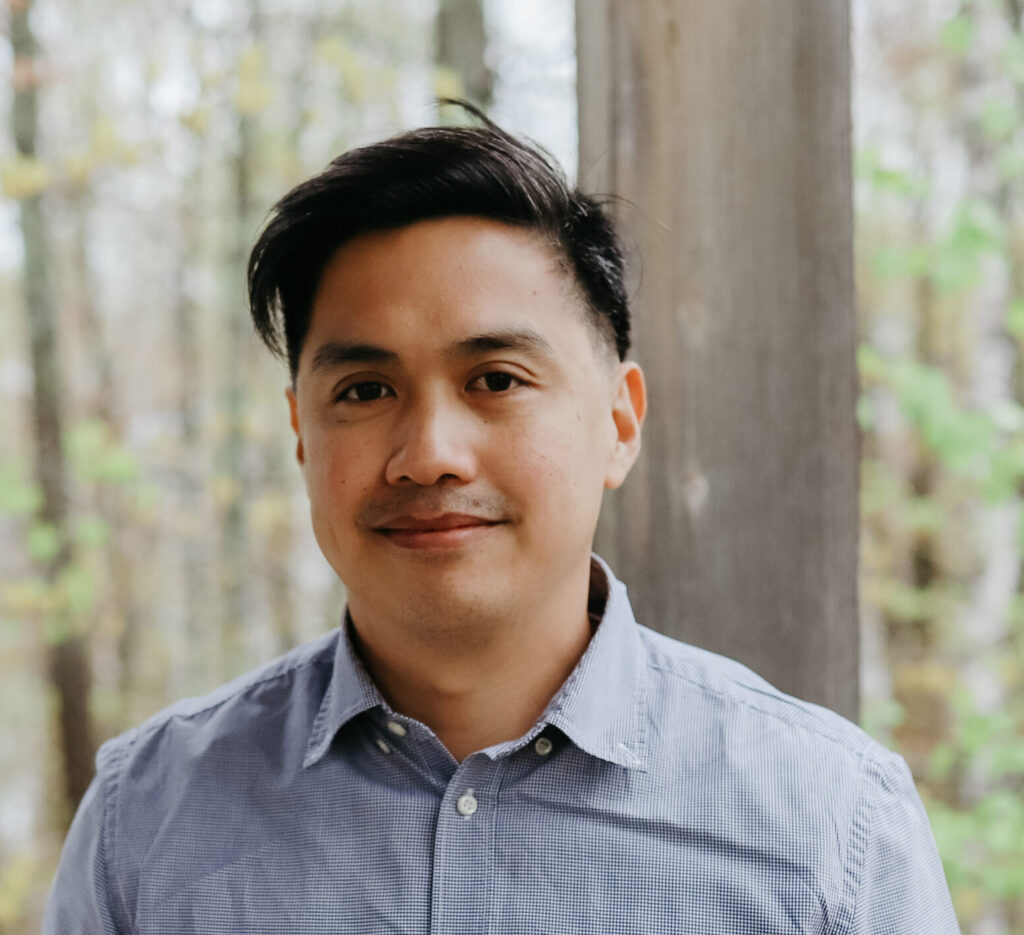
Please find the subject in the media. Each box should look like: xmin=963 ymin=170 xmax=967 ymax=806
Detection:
xmin=456 ymin=793 xmax=478 ymax=816
xmin=376 ymin=738 xmax=392 ymax=754
xmin=386 ymin=721 xmax=407 ymax=737
xmin=534 ymin=736 xmax=553 ymax=756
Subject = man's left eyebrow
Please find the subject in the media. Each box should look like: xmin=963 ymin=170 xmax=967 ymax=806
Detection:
xmin=447 ymin=328 xmax=557 ymax=361
xmin=309 ymin=340 xmax=398 ymax=373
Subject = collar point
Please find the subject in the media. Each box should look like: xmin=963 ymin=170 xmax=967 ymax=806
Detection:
xmin=302 ymin=744 xmax=327 ymax=770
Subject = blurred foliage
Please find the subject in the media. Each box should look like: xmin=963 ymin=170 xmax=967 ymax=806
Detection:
xmin=857 ymin=1 xmax=1024 ymax=929
xmin=8 ymin=0 xmax=1022 ymax=931
xmin=1 ymin=2 xmax=575 ymax=932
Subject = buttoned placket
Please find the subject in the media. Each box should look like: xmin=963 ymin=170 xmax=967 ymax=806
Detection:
xmin=429 ymin=755 xmax=499 ymax=935
xmin=363 ymin=710 xmax=561 ymax=935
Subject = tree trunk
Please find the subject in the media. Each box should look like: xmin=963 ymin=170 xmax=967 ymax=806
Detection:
xmin=436 ymin=0 xmax=494 ymax=109
xmin=219 ymin=3 xmax=263 ymax=675
xmin=579 ymin=0 xmax=859 ymax=718
xmin=11 ymin=0 xmax=96 ymax=823
xmin=68 ymin=188 xmax=143 ymax=724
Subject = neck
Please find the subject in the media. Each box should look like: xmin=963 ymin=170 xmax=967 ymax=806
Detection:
xmin=348 ymin=567 xmax=596 ymax=762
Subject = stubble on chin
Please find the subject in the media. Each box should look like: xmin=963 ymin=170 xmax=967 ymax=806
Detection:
xmin=356 ymin=565 xmax=518 ymax=653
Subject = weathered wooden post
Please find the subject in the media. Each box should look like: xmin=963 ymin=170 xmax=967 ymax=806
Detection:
xmin=580 ymin=0 xmax=859 ymax=717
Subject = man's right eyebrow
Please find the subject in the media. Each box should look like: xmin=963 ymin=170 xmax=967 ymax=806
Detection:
xmin=309 ymin=341 xmax=398 ymax=373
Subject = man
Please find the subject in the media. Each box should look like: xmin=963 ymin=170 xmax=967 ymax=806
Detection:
xmin=46 ymin=107 xmax=960 ymax=933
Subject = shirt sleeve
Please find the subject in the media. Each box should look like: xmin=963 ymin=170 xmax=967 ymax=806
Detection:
xmin=43 ymin=771 xmax=121 ymax=935
xmin=845 ymin=751 xmax=961 ymax=934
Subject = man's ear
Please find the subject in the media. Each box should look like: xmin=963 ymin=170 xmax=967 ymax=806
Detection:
xmin=286 ymin=386 xmax=305 ymax=467
xmin=605 ymin=361 xmax=646 ymax=490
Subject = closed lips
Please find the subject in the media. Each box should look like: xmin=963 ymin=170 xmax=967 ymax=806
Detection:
xmin=377 ymin=514 xmax=501 ymax=532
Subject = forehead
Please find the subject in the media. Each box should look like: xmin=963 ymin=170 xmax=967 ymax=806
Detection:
xmin=304 ymin=217 xmax=594 ymax=356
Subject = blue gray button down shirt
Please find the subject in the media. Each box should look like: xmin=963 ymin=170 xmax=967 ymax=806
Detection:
xmin=46 ymin=559 xmax=960 ymax=934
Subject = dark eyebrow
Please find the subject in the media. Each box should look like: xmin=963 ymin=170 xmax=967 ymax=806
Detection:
xmin=447 ymin=328 xmax=557 ymax=361
xmin=309 ymin=341 xmax=398 ymax=373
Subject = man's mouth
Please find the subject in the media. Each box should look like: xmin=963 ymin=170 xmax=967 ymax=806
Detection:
xmin=375 ymin=513 xmax=503 ymax=549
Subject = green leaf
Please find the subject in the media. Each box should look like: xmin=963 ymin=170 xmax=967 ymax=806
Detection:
xmin=75 ymin=516 xmax=110 ymax=548
xmin=860 ymin=698 xmax=906 ymax=737
xmin=856 ymin=395 xmax=874 ymax=431
xmin=855 ymin=149 xmax=931 ymax=198
xmin=60 ymin=564 xmax=96 ymax=616
xmin=980 ymin=99 xmax=1019 ymax=143
xmin=65 ymin=419 xmax=110 ymax=475
xmin=940 ymin=16 xmax=974 ymax=57
xmin=931 ymin=251 xmax=981 ymax=294
xmin=989 ymin=739 xmax=1024 ymax=780
xmin=27 ymin=523 xmax=61 ymax=563
xmin=1003 ymin=34 xmax=1024 ymax=84
xmin=42 ymin=612 xmax=70 ymax=646
xmin=97 ymin=448 xmax=139 ymax=484
xmin=65 ymin=419 xmax=140 ymax=484
xmin=871 ymin=244 xmax=930 ymax=280
xmin=856 ymin=343 xmax=885 ymax=380
xmin=907 ymin=496 xmax=944 ymax=534
xmin=0 ymin=467 xmax=40 ymax=516
xmin=997 ymin=144 xmax=1024 ymax=181
xmin=883 ymin=357 xmax=991 ymax=474
xmin=1009 ymin=297 xmax=1024 ymax=338
xmin=928 ymin=742 xmax=959 ymax=782
xmin=950 ymin=198 xmax=1003 ymax=254
xmin=984 ymin=444 xmax=1024 ymax=500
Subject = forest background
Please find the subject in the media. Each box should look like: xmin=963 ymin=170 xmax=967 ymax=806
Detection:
xmin=1 ymin=0 xmax=1023 ymax=932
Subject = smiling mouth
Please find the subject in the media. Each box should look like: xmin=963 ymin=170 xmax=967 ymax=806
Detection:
xmin=375 ymin=513 xmax=503 ymax=549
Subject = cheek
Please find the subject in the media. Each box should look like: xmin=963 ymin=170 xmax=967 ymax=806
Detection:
xmin=501 ymin=418 xmax=603 ymax=509
xmin=303 ymin=434 xmax=375 ymax=510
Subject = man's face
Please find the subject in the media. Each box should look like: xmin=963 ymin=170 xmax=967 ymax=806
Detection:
xmin=288 ymin=216 xmax=644 ymax=632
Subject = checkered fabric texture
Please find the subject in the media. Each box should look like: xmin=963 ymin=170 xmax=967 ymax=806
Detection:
xmin=45 ymin=558 xmax=961 ymax=934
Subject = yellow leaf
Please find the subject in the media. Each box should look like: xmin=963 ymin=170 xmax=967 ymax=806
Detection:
xmin=250 ymin=494 xmax=289 ymax=531
xmin=339 ymin=50 xmax=367 ymax=102
xmin=236 ymin=81 xmax=272 ymax=115
xmin=64 ymin=153 xmax=94 ymax=185
xmin=0 ymin=854 xmax=39 ymax=929
xmin=238 ymin=45 xmax=266 ymax=77
xmin=181 ymin=107 xmax=210 ymax=134
xmin=0 ymin=155 xmax=50 ymax=198
xmin=236 ymin=44 xmax=272 ymax=115
xmin=90 ymin=118 xmax=120 ymax=161
xmin=0 ymin=580 xmax=49 ymax=615
xmin=315 ymin=36 xmax=347 ymax=66
xmin=433 ymin=66 xmax=464 ymax=102
xmin=211 ymin=475 xmax=243 ymax=509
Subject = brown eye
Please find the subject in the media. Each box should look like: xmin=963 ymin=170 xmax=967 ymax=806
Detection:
xmin=340 ymin=381 xmax=392 ymax=402
xmin=482 ymin=372 xmax=514 ymax=392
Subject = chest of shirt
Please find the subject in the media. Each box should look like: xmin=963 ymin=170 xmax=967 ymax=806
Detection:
xmin=128 ymin=738 xmax=839 ymax=935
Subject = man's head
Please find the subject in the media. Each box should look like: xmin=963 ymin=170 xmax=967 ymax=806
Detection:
xmin=248 ymin=103 xmax=631 ymax=383
xmin=247 ymin=107 xmax=645 ymax=636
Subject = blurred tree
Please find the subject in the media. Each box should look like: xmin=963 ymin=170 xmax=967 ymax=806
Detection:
xmin=9 ymin=0 xmax=96 ymax=823
xmin=436 ymin=0 xmax=494 ymax=109
xmin=218 ymin=1 xmax=263 ymax=676
xmin=856 ymin=1 xmax=1024 ymax=928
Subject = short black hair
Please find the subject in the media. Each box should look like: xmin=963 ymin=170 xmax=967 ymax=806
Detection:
xmin=247 ymin=101 xmax=630 ymax=381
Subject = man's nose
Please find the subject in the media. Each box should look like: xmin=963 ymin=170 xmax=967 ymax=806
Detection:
xmin=384 ymin=395 xmax=477 ymax=486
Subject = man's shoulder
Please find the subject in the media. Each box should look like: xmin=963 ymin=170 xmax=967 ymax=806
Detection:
xmin=97 ymin=629 xmax=340 ymax=775
xmin=635 ymin=624 xmax=895 ymax=772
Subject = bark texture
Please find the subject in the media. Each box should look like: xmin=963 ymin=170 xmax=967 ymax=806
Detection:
xmin=579 ymin=0 xmax=859 ymax=717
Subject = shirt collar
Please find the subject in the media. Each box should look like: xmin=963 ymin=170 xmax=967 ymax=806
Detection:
xmin=303 ymin=618 xmax=385 ymax=768
xmin=303 ymin=554 xmax=648 ymax=772
xmin=539 ymin=555 xmax=648 ymax=771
